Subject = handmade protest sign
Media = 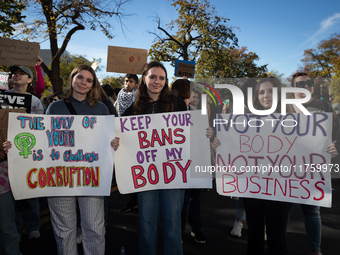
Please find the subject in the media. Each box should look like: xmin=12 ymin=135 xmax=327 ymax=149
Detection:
xmin=175 ymin=60 xmax=195 ymax=78
xmin=215 ymin=113 xmax=333 ymax=207
xmin=106 ymin=46 xmax=148 ymax=75
xmin=7 ymin=113 xmax=115 ymax=200
xmin=0 ymin=38 xmax=40 ymax=66
xmin=0 ymin=72 xmax=8 ymax=90
xmin=114 ymin=111 xmax=212 ymax=194
xmin=0 ymin=109 xmax=25 ymax=161
xmin=0 ymin=90 xmax=32 ymax=113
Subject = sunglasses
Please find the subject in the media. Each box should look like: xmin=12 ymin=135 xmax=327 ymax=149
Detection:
xmin=295 ymin=80 xmax=314 ymax=88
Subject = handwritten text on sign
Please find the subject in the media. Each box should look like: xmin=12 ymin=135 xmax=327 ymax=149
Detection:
xmin=215 ymin=113 xmax=333 ymax=207
xmin=114 ymin=111 xmax=212 ymax=194
xmin=0 ymin=72 xmax=8 ymax=90
xmin=0 ymin=38 xmax=40 ymax=66
xmin=7 ymin=113 xmax=115 ymax=200
xmin=106 ymin=46 xmax=147 ymax=75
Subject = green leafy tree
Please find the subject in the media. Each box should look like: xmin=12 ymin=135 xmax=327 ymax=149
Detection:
xmin=196 ymin=46 xmax=267 ymax=78
xmin=16 ymin=0 xmax=130 ymax=93
xmin=300 ymin=33 xmax=340 ymax=102
xmin=101 ymin=76 xmax=124 ymax=88
xmin=148 ymin=0 xmax=238 ymax=65
xmin=0 ymin=0 xmax=26 ymax=37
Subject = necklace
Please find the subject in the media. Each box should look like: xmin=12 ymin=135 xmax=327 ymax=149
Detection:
xmin=151 ymin=101 xmax=158 ymax=113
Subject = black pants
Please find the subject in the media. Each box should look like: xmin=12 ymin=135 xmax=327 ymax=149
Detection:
xmin=243 ymin=198 xmax=292 ymax=255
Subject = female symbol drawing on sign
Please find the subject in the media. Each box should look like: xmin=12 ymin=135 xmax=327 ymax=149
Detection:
xmin=14 ymin=132 xmax=36 ymax=158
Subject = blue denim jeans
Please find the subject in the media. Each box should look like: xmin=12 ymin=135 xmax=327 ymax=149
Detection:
xmin=138 ymin=189 xmax=185 ymax=255
xmin=0 ymin=191 xmax=21 ymax=255
xmin=301 ymin=204 xmax=321 ymax=251
xmin=15 ymin=197 xmax=40 ymax=233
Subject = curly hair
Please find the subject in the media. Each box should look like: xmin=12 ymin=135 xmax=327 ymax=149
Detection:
xmin=63 ymin=64 xmax=100 ymax=107
xmin=133 ymin=61 xmax=173 ymax=114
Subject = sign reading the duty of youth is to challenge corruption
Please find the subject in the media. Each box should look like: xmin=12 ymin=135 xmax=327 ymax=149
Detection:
xmin=215 ymin=113 xmax=334 ymax=208
xmin=7 ymin=113 xmax=116 ymax=200
xmin=115 ymin=111 xmax=212 ymax=194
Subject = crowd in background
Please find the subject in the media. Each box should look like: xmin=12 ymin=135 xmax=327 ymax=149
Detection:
xmin=1 ymin=59 xmax=339 ymax=255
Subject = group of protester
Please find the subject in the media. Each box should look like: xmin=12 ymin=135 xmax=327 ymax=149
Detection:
xmin=0 ymin=59 xmax=338 ymax=255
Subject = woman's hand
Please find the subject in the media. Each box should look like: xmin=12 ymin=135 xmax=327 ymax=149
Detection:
xmin=111 ymin=137 xmax=120 ymax=151
xmin=3 ymin=139 xmax=12 ymax=154
xmin=327 ymin=141 xmax=338 ymax=158
xmin=35 ymin=56 xmax=43 ymax=66
xmin=206 ymin=127 xmax=215 ymax=139
xmin=211 ymin=137 xmax=221 ymax=151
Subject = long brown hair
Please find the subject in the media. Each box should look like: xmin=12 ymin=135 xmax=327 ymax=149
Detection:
xmin=63 ymin=64 xmax=100 ymax=107
xmin=134 ymin=61 xmax=173 ymax=114
xmin=171 ymin=79 xmax=191 ymax=100
xmin=253 ymin=77 xmax=293 ymax=113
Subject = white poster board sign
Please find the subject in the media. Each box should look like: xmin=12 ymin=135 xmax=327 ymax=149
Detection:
xmin=115 ymin=111 xmax=212 ymax=194
xmin=0 ymin=72 xmax=9 ymax=90
xmin=7 ymin=113 xmax=115 ymax=200
xmin=215 ymin=113 xmax=333 ymax=207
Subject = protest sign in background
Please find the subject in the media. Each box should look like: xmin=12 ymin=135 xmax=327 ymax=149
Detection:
xmin=106 ymin=46 xmax=147 ymax=75
xmin=215 ymin=113 xmax=333 ymax=207
xmin=0 ymin=72 xmax=9 ymax=90
xmin=0 ymin=38 xmax=40 ymax=66
xmin=174 ymin=60 xmax=196 ymax=78
xmin=115 ymin=111 xmax=212 ymax=194
xmin=7 ymin=113 xmax=115 ymax=200
xmin=0 ymin=90 xmax=32 ymax=112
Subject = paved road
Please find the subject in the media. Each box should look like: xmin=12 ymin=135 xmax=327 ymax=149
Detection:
xmin=20 ymin=180 xmax=340 ymax=255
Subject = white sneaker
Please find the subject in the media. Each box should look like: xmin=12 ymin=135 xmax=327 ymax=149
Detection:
xmin=28 ymin=230 xmax=40 ymax=240
xmin=76 ymin=228 xmax=82 ymax=244
xmin=230 ymin=220 xmax=243 ymax=237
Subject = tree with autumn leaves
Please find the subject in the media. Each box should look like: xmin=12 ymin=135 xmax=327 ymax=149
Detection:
xmin=196 ymin=46 xmax=267 ymax=78
xmin=0 ymin=0 xmax=26 ymax=37
xmin=300 ymin=33 xmax=340 ymax=102
xmin=14 ymin=0 xmax=130 ymax=93
xmin=148 ymin=0 xmax=267 ymax=78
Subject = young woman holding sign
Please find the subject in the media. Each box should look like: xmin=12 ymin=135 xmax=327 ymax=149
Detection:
xmin=243 ymin=77 xmax=337 ymax=255
xmin=291 ymin=72 xmax=339 ymax=255
xmin=121 ymin=61 xmax=187 ymax=255
xmin=241 ymin=77 xmax=294 ymax=255
xmin=3 ymin=64 xmax=120 ymax=255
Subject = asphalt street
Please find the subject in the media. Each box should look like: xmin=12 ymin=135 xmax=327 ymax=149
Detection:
xmin=19 ymin=179 xmax=340 ymax=255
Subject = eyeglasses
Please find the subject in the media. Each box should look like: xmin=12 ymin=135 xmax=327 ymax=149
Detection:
xmin=295 ymin=80 xmax=314 ymax=88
